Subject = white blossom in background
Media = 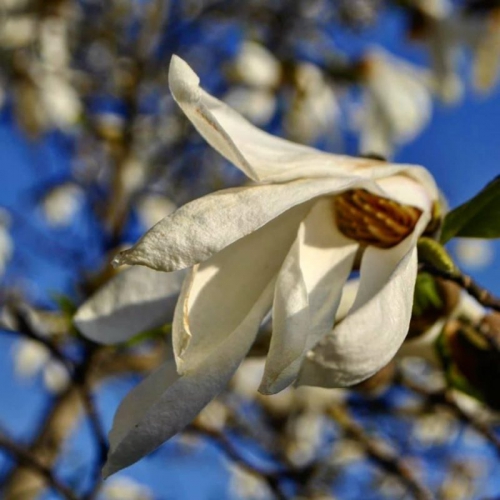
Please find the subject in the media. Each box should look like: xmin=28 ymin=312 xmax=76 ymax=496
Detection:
xmin=136 ymin=194 xmax=177 ymax=229
xmin=412 ymin=411 xmax=458 ymax=445
xmin=12 ymin=340 xmax=70 ymax=394
xmin=417 ymin=5 xmax=464 ymax=103
xmin=100 ymin=476 xmax=152 ymax=500
xmin=195 ymin=399 xmax=228 ymax=432
xmin=454 ymin=238 xmax=494 ymax=270
xmin=330 ymin=439 xmax=365 ymax=466
xmin=37 ymin=17 xmax=82 ymax=129
xmin=231 ymin=41 xmax=281 ymax=89
xmin=42 ymin=183 xmax=84 ymax=227
xmin=43 ymin=359 xmax=70 ymax=394
xmin=470 ymin=10 xmax=500 ymax=93
xmin=228 ymin=465 xmax=273 ymax=500
xmin=0 ymin=0 xmax=30 ymax=11
xmin=39 ymin=74 xmax=82 ymax=130
xmin=224 ymin=41 xmax=280 ymax=126
xmin=286 ymin=62 xmax=339 ymax=144
xmin=358 ymin=47 xmax=432 ymax=158
xmin=224 ymin=87 xmax=277 ymax=126
xmin=77 ymin=55 xmax=439 ymax=476
xmin=285 ymin=411 xmax=325 ymax=466
xmin=13 ymin=340 xmax=50 ymax=379
xmin=0 ymin=208 xmax=13 ymax=277
xmin=0 ymin=15 xmax=36 ymax=48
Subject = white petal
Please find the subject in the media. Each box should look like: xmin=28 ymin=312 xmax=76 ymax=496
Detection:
xmin=169 ymin=55 xmax=375 ymax=182
xmin=173 ymin=204 xmax=308 ymax=373
xmin=114 ymin=176 xmax=380 ymax=272
xmin=298 ymin=241 xmax=418 ymax=388
xmin=103 ymin=282 xmax=274 ymax=477
xmin=260 ymin=200 xmax=358 ymax=394
xmin=74 ymin=266 xmax=186 ymax=344
xmin=298 ymin=209 xmax=430 ymax=388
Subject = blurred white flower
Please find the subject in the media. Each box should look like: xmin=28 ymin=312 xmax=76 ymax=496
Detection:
xmin=79 ymin=55 xmax=439 ymax=476
xmin=330 ymin=439 xmax=365 ymax=466
xmin=454 ymin=238 xmax=494 ymax=270
xmin=224 ymin=87 xmax=277 ymax=126
xmin=13 ymin=340 xmax=50 ymax=379
xmin=12 ymin=340 xmax=70 ymax=394
xmin=0 ymin=16 xmax=36 ymax=48
xmin=358 ymin=47 xmax=432 ymax=157
xmin=136 ymin=194 xmax=177 ymax=230
xmin=228 ymin=465 xmax=273 ymax=500
xmin=412 ymin=411 xmax=458 ymax=445
xmin=101 ymin=476 xmax=152 ymax=500
xmin=471 ymin=10 xmax=500 ymax=93
xmin=285 ymin=411 xmax=325 ymax=466
xmin=42 ymin=183 xmax=84 ymax=227
xmin=195 ymin=399 xmax=228 ymax=432
xmin=286 ymin=62 xmax=339 ymax=143
xmin=39 ymin=74 xmax=82 ymax=129
xmin=43 ymin=359 xmax=70 ymax=394
xmin=232 ymin=41 xmax=281 ymax=89
xmin=0 ymin=0 xmax=30 ymax=11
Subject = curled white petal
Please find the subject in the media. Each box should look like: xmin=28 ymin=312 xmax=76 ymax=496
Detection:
xmin=103 ymin=282 xmax=274 ymax=477
xmin=75 ymin=266 xmax=186 ymax=344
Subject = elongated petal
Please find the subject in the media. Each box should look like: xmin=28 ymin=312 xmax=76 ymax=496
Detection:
xmin=298 ymin=243 xmax=418 ymax=388
xmin=173 ymin=204 xmax=309 ymax=373
xmin=260 ymin=200 xmax=358 ymax=394
xmin=114 ymin=176 xmax=378 ymax=272
xmin=74 ymin=266 xmax=186 ymax=344
xmin=298 ymin=209 xmax=430 ymax=388
xmin=169 ymin=55 xmax=385 ymax=182
xmin=103 ymin=281 xmax=274 ymax=477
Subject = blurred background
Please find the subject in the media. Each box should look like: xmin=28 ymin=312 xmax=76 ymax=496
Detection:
xmin=1 ymin=0 xmax=500 ymax=499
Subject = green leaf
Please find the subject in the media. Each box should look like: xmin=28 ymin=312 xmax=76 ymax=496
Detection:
xmin=440 ymin=176 xmax=500 ymax=243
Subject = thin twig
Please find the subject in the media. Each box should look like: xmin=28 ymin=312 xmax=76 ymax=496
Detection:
xmin=0 ymin=432 xmax=78 ymax=500
xmin=327 ymin=405 xmax=434 ymax=500
xmin=420 ymin=263 xmax=500 ymax=313
xmin=188 ymin=424 xmax=287 ymax=500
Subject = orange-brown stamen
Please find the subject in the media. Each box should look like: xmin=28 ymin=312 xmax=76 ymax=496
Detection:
xmin=333 ymin=189 xmax=422 ymax=248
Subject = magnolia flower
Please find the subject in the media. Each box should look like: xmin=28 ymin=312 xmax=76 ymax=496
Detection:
xmin=358 ymin=47 xmax=432 ymax=158
xmin=77 ymin=55 xmax=438 ymax=475
xmin=13 ymin=340 xmax=70 ymax=394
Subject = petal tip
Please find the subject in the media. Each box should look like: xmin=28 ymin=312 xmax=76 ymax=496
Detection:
xmin=169 ymin=55 xmax=200 ymax=104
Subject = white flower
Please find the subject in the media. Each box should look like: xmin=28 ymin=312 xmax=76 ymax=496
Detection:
xmin=100 ymin=476 xmax=152 ymax=500
xmin=454 ymin=238 xmax=494 ymax=270
xmin=358 ymin=47 xmax=432 ymax=157
xmin=286 ymin=62 xmax=339 ymax=143
xmin=13 ymin=340 xmax=70 ymax=394
xmin=42 ymin=183 xmax=84 ymax=227
xmin=228 ymin=465 xmax=273 ymax=500
xmin=224 ymin=87 xmax=277 ymax=126
xmin=231 ymin=41 xmax=281 ymax=89
xmin=136 ymin=194 xmax=177 ymax=230
xmin=77 ymin=56 xmax=438 ymax=476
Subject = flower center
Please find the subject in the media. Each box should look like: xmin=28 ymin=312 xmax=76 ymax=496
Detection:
xmin=333 ymin=189 xmax=422 ymax=248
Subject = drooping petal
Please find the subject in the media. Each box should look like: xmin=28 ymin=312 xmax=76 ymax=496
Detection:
xmin=169 ymin=55 xmax=379 ymax=182
xmin=298 ymin=240 xmax=418 ymax=388
xmin=103 ymin=281 xmax=274 ymax=477
xmin=260 ymin=200 xmax=358 ymax=394
xmin=173 ymin=203 xmax=309 ymax=374
xmin=74 ymin=266 xmax=186 ymax=344
xmin=114 ymin=176 xmax=378 ymax=272
xmin=354 ymin=165 xmax=439 ymax=208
